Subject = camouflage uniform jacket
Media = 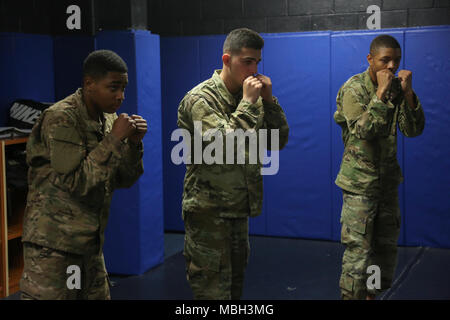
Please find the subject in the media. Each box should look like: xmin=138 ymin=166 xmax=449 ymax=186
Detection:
xmin=22 ymin=89 xmax=144 ymax=255
xmin=177 ymin=70 xmax=289 ymax=218
xmin=334 ymin=67 xmax=425 ymax=195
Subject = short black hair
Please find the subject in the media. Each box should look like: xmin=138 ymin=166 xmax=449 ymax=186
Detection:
xmin=370 ymin=35 xmax=401 ymax=55
xmin=223 ymin=28 xmax=264 ymax=54
xmin=82 ymin=50 xmax=128 ymax=79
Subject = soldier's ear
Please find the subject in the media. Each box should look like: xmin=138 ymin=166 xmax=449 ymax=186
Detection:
xmin=83 ymin=76 xmax=96 ymax=90
xmin=222 ymin=53 xmax=231 ymax=66
xmin=83 ymin=76 xmax=90 ymax=87
xmin=367 ymin=53 xmax=373 ymax=66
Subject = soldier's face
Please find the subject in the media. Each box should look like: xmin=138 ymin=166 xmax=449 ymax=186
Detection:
xmin=85 ymin=72 xmax=128 ymax=114
xmin=229 ymin=48 xmax=262 ymax=88
xmin=367 ymin=47 xmax=402 ymax=81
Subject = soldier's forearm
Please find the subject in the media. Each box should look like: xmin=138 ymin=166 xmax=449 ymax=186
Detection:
xmin=350 ymin=96 xmax=395 ymax=140
xmin=404 ymin=91 xmax=416 ymax=109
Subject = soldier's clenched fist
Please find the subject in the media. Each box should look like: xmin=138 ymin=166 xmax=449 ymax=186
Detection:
xmin=128 ymin=114 xmax=148 ymax=144
xmin=255 ymin=74 xmax=273 ymax=103
xmin=397 ymin=70 xmax=413 ymax=95
xmin=376 ymin=69 xmax=395 ymax=101
xmin=111 ymin=113 xmax=137 ymax=141
xmin=243 ymin=75 xmax=263 ymax=104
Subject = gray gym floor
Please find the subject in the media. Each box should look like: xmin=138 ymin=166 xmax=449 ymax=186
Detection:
xmin=107 ymin=233 xmax=450 ymax=300
xmin=4 ymin=233 xmax=450 ymax=300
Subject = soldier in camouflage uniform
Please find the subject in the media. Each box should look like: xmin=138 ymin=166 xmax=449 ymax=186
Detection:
xmin=334 ymin=35 xmax=425 ymax=300
xmin=177 ymin=28 xmax=289 ymax=299
xmin=20 ymin=50 xmax=147 ymax=300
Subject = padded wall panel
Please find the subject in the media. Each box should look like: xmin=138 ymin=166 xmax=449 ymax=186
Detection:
xmin=0 ymin=33 xmax=55 ymax=125
xmin=161 ymin=37 xmax=201 ymax=232
xmin=98 ymin=31 xmax=164 ymax=274
xmin=199 ymin=35 xmax=226 ymax=82
xmin=330 ymin=30 xmax=406 ymax=245
xmin=53 ymin=36 xmax=95 ymax=101
xmin=263 ymin=32 xmax=332 ymax=240
xmin=403 ymin=27 xmax=450 ymax=248
xmin=134 ymin=31 xmax=164 ymax=272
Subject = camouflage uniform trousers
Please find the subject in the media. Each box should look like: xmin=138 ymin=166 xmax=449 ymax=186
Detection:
xmin=20 ymin=242 xmax=111 ymax=300
xmin=183 ymin=211 xmax=250 ymax=300
xmin=339 ymin=188 xmax=401 ymax=300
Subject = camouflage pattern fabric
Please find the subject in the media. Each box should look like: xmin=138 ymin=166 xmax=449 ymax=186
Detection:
xmin=334 ymin=67 xmax=425 ymax=196
xmin=335 ymin=68 xmax=424 ymax=299
xmin=183 ymin=211 xmax=249 ymax=300
xmin=177 ymin=70 xmax=289 ymax=218
xmin=340 ymin=190 xmax=400 ymax=300
xmin=20 ymin=88 xmax=143 ymax=299
xmin=20 ymin=242 xmax=110 ymax=300
xmin=178 ymin=70 xmax=288 ymax=300
xmin=22 ymin=88 xmax=144 ymax=255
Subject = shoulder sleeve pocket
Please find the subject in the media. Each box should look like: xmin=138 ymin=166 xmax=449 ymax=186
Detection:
xmin=50 ymin=127 xmax=85 ymax=174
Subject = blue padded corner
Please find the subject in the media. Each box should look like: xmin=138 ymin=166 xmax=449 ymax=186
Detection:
xmin=134 ymin=30 xmax=164 ymax=271
xmin=98 ymin=30 xmax=164 ymax=274
xmin=0 ymin=33 xmax=55 ymax=125
xmin=403 ymin=27 xmax=450 ymax=248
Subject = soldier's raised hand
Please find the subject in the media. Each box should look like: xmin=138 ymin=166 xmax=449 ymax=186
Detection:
xmin=376 ymin=69 xmax=395 ymax=101
xmin=243 ymin=75 xmax=263 ymax=104
xmin=128 ymin=114 xmax=148 ymax=144
xmin=255 ymin=74 xmax=274 ymax=103
xmin=397 ymin=70 xmax=413 ymax=95
xmin=111 ymin=113 xmax=137 ymax=141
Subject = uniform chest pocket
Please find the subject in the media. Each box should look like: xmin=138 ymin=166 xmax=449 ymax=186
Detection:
xmin=50 ymin=127 xmax=86 ymax=174
xmin=85 ymin=131 xmax=101 ymax=154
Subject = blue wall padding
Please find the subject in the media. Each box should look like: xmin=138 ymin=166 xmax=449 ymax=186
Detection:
xmin=134 ymin=31 xmax=164 ymax=273
xmin=199 ymin=36 xmax=227 ymax=81
xmin=263 ymin=33 xmax=332 ymax=240
xmin=53 ymin=36 xmax=95 ymax=101
xmin=97 ymin=31 xmax=164 ymax=275
xmin=161 ymin=26 xmax=450 ymax=249
xmin=403 ymin=28 xmax=450 ymax=248
xmin=2 ymin=26 xmax=449 ymax=256
xmin=0 ymin=33 xmax=55 ymax=125
xmin=160 ymin=37 xmax=202 ymax=232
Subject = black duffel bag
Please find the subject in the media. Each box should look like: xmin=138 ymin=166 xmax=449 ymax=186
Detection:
xmin=8 ymin=99 xmax=53 ymax=129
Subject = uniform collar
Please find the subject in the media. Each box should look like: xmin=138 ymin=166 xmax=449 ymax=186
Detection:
xmin=212 ymin=70 xmax=242 ymax=107
xmin=74 ymin=88 xmax=104 ymax=133
xmin=363 ymin=67 xmax=377 ymax=94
